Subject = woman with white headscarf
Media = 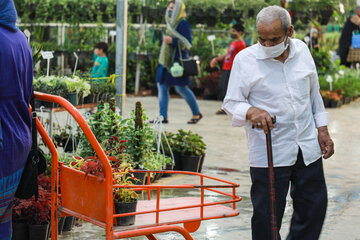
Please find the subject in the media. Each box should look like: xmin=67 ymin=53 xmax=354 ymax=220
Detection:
xmin=154 ymin=0 xmax=202 ymax=124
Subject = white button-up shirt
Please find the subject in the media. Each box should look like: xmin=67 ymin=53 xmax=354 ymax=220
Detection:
xmin=222 ymin=39 xmax=328 ymax=168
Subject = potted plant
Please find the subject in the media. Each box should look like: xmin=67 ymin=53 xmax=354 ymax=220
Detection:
xmin=113 ymin=163 xmax=139 ymax=226
xmin=12 ymin=186 xmax=51 ymax=240
xmin=173 ymin=129 xmax=206 ymax=172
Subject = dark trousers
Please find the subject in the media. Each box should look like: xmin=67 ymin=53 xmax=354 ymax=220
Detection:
xmin=217 ymin=70 xmax=231 ymax=101
xmin=250 ymin=149 xmax=327 ymax=240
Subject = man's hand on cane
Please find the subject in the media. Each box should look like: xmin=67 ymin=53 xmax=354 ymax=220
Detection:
xmin=246 ymin=107 xmax=275 ymax=134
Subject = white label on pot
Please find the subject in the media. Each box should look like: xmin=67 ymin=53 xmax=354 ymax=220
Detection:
xmin=110 ymin=30 xmax=117 ymax=37
xmin=207 ymin=35 xmax=216 ymax=41
xmin=24 ymin=29 xmax=31 ymax=38
xmin=41 ymin=51 xmax=54 ymax=59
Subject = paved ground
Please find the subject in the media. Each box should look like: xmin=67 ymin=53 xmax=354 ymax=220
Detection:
xmin=55 ymin=96 xmax=360 ymax=239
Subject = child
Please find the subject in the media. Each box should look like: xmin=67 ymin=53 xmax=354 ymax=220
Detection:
xmin=91 ymin=42 xmax=109 ymax=80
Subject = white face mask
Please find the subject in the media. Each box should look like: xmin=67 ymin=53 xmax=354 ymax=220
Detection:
xmin=258 ymin=35 xmax=289 ymax=58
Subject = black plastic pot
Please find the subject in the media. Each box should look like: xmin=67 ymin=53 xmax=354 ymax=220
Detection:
xmin=12 ymin=222 xmax=28 ymax=240
xmin=41 ymin=101 xmax=54 ymax=109
xmin=62 ymin=216 xmax=75 ymax=232
xmin=181 ymin=155 xmax=201 ymax=172
xmin=62 ymin=137 xmax=78 ymax=153
xmin=222 ymin=8 xmax=233 ymax=24
xmin=130 ymin=171 xmax=146 ymax=185
xmin=319 ymin=7 xmax=333 ymax=25
xmin=142 ymin=6 xmax=149 ymax=17
xmin=114 ymin=200 xmax=137 ymax=226
xmin=100 ymin=3 xmax=107 ymax=12
xmin=173 ymin=151 xmax=182 ymax=170
xmin=248 ymin=9 xmax=255 ymax=18
xmin=58 ymin=217 xmax=65 ymax=235
xmin=198 ymin=154 xmax=205 ymax=173
xmin=83 ymin=94 xmax=96 ymax=104
xmin=28 ymin=223 xmax=50 ymax=240
xmin=162 ymin=163 xmax=174 ymax=177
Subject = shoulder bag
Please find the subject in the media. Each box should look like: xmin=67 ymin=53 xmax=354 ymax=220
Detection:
xmin=15 ymin=93 xmax=47 ymax=200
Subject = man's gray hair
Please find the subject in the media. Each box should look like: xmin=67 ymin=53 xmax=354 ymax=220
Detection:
xmin=256 ymin=6 xmax=291 ymax=33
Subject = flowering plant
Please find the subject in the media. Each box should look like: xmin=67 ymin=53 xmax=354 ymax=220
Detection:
xmin=12 ymin=176 xmax=51 ymax=225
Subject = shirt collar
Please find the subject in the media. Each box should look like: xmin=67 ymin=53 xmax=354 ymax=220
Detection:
xmin=256 ymin=38 xmax=295 ymax=61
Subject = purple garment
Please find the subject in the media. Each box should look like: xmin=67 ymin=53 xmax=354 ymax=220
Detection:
xmin=0 ymin=25 xmax=33 ymax=239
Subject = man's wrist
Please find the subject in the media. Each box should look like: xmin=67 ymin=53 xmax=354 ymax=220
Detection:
xmin=317 ymin=126 xmax=329 ymax=133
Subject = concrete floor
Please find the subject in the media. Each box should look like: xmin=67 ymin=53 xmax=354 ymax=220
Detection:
xmin=55 ymin=96 xmax=360 ymax=239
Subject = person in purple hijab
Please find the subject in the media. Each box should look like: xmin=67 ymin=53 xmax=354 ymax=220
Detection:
xmin=0 ymin=0 xmax=33 ymax=239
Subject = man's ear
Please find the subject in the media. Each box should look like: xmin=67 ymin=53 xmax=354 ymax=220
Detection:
xmin=288 ymin=25 xmax=294 ymax=38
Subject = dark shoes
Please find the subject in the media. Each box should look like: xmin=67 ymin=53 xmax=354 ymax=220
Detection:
xmin=149 ymin=118 xmax=168 ymax=124
xmin=215 ymin=109 xmax=226 ymax=115
xmin=187 ymin=113 xmax=203 ymax=124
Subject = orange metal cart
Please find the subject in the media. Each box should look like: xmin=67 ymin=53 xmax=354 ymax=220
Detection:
xmin=34 ymin=92 xmax=242 ymax=240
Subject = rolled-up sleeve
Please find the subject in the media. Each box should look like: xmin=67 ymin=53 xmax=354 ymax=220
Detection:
xmin=310 ymin=72 xmax=329 ymax=128
xmin=222 ymin=55 xmax=252 ymax=127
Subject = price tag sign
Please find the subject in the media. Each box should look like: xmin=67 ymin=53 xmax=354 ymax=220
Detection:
xmin=41 ymin=51 xmax=54 ymax=59
xmin=207 ymin=35 xmax=216 ymax=41
xmin=109 ymin=30 xmax=117 ymax=37
xmin=326 ymin=75 xmax=333 ymax=83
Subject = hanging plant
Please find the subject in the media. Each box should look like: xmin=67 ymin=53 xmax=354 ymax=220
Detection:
xmin=319 ymin=6 xmax=333 ymax=25
xmin=206 ymin=6 xmax=218 ymax=27
xmin=222 ymin=8 xmax=233 ymax=24
xmin=195 ymin=8 xmax=205 ymax=24
xmin=248 ymin=8 xmax=255 ymax=18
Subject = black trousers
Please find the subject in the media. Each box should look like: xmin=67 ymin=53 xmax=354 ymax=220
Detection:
xmin=250 ymin=149 xmax=327 ymax=240
xmin=217 ymin=70 xmax=231 ymax=101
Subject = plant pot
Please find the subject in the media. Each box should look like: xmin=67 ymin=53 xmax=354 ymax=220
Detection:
xmin=62 ymin=216 xmax=75 ymax=232
xmin=319 ymin=7 xmax=333 ymax=25
xmin=114 ymin=200 xmax=137 ymax=226
xmin=198 ymin=154 xmax=205 ymax=173
xmin=67 ymin=92 xmax=78 ymax=106
xmin=62 ymin=138 xmax=78 ymax=153
xmin=162 ymin=163 xmax=174 ymax=177
xmin=130 ymin=171 xmax=146 ymax=185
xmin=12 ymin=222 xmax=28 ymax=240
xmin=181 ymin=155 xmax=201 ymax=172
xmin=173 ymin=151 xmax=182 ymax=170
xmin=41 ymin=101 xmax=54 ymax=109
xmin=58 ymin=217 xmax=65 ymax=235
xmin=141 ymin=6 xmax=149 ymax=17
xmin=329 ymin=99 xmax=341 ymax=108
xmin=100 ymin=3 xmax=107 ymax=12
xmin=83 ymin=94 xmax=95 ymax=104
xmin=28 ymin=223 xmax=50 ymax=240
xmin=248 ymin=9 xmax=255 ymax=18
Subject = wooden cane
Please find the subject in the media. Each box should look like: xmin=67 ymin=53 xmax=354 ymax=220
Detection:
xmin=266 ymin=116 xmax=278 ymax=240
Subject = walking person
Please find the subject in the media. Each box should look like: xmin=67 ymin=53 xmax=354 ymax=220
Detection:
xmin=154 ymin=0 xmax=202 ymax=124
xmin=0 ymin=0 xmax=33 ymax=239
xmin=338 ymin=6 xmax=360 ymax=67
xmin=210 ymin=23 xmax=246 ymax=115
xmin=223 ymin=6 xmax=334 ymax=240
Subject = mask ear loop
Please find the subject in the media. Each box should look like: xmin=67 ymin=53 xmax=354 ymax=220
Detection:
xmin=284 ymin=28 xmax=289 ymax=47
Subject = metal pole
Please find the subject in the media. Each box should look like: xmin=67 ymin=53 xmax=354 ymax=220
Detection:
xmin=115 ymin=0 xmax=128 ymax=116
xmin=134 ymin=0 xmax=146 ymax=96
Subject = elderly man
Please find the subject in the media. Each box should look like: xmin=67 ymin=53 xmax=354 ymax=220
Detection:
xmin=223 ymin=6 xmax=334 ymax=240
